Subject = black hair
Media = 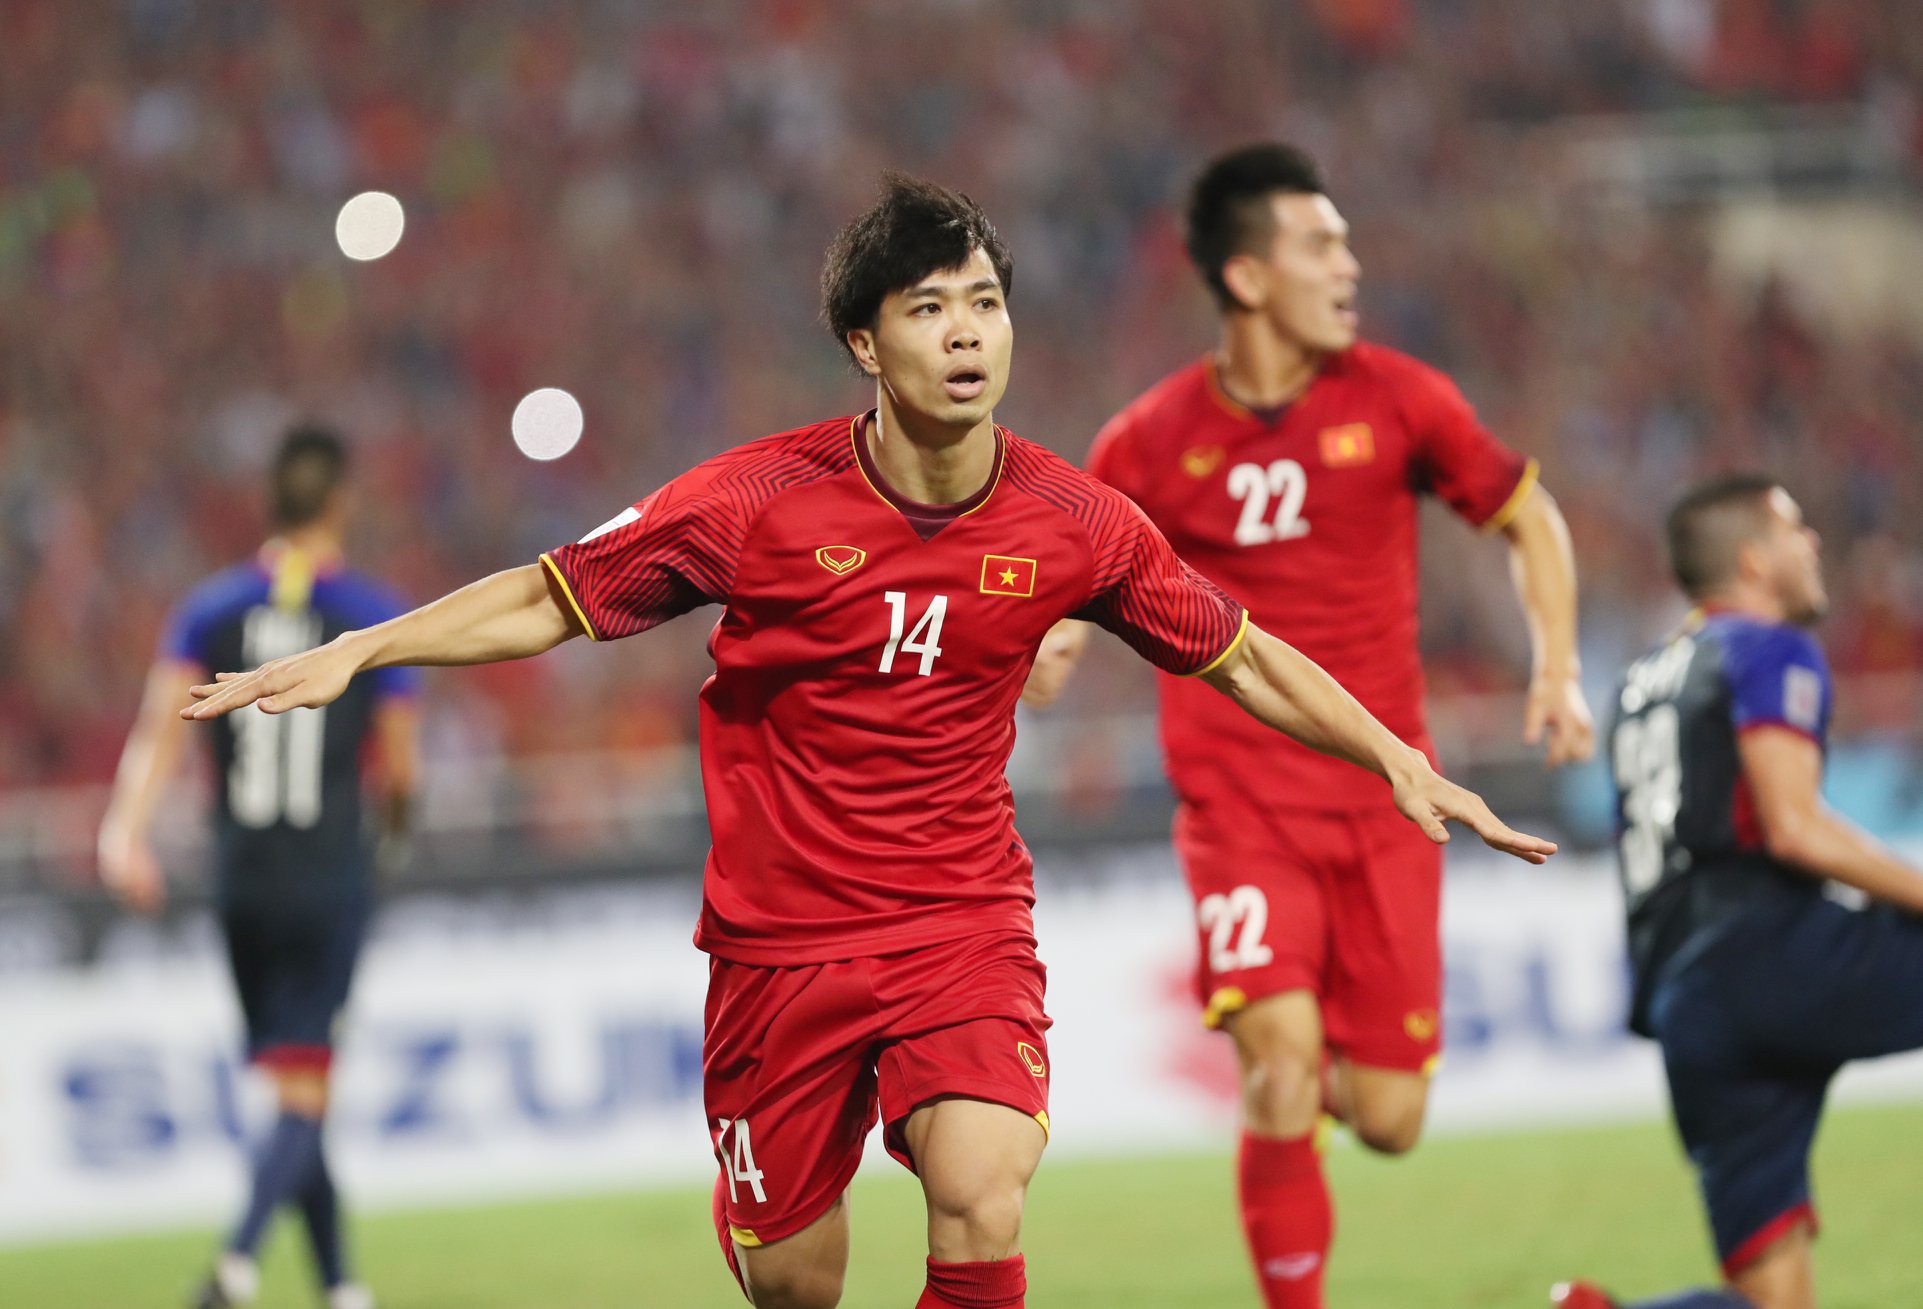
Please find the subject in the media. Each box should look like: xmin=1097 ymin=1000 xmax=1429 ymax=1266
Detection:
xmin=820 ymin=172 xmax=1014 ymax=366
xmin=270 ymin=424 xmax=350 ymax=529
xmin=1185 ymin=143 xmax=1328 ymax=310
xmin=1665 ymin=473 xmax=1783 ymax=599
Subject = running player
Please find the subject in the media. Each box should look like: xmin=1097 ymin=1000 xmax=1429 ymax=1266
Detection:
xmin=182 ymin=174 xmax=1554 ymax=1309
xmin=98 ymin=427 xmax=420 ymax=1309
xmin=1555 ymin=476 xmax=1923 ymax=1309
xmin=1022 ymin=142 xmax=1594 ymax=1308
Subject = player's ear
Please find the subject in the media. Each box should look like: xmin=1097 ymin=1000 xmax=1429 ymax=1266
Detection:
xmin=845 ymin=327 xmax=883 ymax=378
xmin=1220 ymin=255 xmax=1266 ymax=313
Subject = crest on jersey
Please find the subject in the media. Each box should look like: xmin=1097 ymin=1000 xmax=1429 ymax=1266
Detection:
xmin=1181 ymin=445 xmax=1225 ymax=478
xmin=1785 ymin=665 xmax=1822 ymax=732
xmin=1016 ymin=1042 xmax=1047 ymax=1078
xmin=980 ymin=554 xmax=1037 ymax=597
xmin=815 ymin=546 xmax=867 ymax=576
xmin=1318 ymin=422 xmax=1375 ymax=468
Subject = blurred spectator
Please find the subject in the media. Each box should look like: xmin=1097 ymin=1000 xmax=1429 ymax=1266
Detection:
xmin=2 ymin=0 xmax=1921 ymax=790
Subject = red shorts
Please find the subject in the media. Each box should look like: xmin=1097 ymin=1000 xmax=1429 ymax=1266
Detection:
xmin=703 ymin=931 xmax=1052 ymax=1248
xmin=1175 ymin=797 xmax=1443 ymax=1073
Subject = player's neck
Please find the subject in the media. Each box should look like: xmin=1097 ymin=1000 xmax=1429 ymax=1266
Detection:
xmin=864 ymin=400 xmax=998 ymax=506
xmin=262 ymin=529 xmax=344 ymax=569
xmin=1700 ymin=584 xmax=1786 ymax=625
xmin=1215 ymin=317 xmax=1323 ymax=410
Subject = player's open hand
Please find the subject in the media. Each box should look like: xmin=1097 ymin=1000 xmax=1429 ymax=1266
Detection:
xmin=1390 ymin=765 xmax=1558 ymax=864
xmin=181 ymin=640 xmax=360 ymax=720
xmin=1524 ymin=671 xmax=1596 ymax=768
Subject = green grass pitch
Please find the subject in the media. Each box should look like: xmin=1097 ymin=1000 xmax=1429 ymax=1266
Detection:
xmin=5 ymin=1101 xmax=1918 ymax=1308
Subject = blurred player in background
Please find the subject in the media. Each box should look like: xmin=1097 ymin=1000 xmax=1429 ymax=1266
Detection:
xmin=1022 ymin=143 xmax=1593 ymax=1308
xmin=180 ymin=174 xmax=1554 ymax=1309
xmin=97 ymin=427 xmax=421 ymax=1309
xmin=1556 ymin=476 xmax=1923 ymax=1309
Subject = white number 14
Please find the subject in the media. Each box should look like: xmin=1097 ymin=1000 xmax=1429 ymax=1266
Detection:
xmin=879 ymin=591 xmax=948 ymax=676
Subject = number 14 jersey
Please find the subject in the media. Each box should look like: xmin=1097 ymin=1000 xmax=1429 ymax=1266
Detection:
xmin=543 ymin=414 xmax=1246 ymax=965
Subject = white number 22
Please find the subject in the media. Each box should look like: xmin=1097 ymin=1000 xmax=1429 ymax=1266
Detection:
xmin=1197 ymin=885 xmax=1275 ymax=974
xmin=1228 ymin=459 xmax=1311 ymax=546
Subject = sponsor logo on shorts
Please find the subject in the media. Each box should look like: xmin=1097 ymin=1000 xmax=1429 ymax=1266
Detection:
xmin=1016 ymin=1041 xmax=1047 ymax=1077
xmin=1404 ymin=1008 xmax=1440 ymax=1041
xmin=816 ymin=545 xmax=866 ymax=576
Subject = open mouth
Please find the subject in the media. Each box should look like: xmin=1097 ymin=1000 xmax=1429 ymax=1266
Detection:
xmin=943 ymin=365 xmax=988 ymax=401
xmin=1334 ymin=295 xmax=1358 ymax=328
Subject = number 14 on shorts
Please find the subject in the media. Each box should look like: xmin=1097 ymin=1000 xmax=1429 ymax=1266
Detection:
xmin=714 ymin=1118 xmax=767 ymax=1203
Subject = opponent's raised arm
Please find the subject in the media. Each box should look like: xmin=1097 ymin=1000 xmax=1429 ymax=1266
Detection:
xmin=1201 ymin=623 xmax=1557 ymax=864
xmin=183 ymin=563 xmax=584 ymax=720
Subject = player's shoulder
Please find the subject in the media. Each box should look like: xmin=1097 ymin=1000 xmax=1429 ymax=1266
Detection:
xmin=1330 ymin=339 xmax=1457 ymax=394
xmin=1002 ymin=429 xmax=1144 ymax=532
xmin=1704 ymin=612 xmax=1828 ymax=680
xmin=174 ymin=561 xmax=268 ymax=627
xmin=316 ymin=567 xmax=410 ymax=625
xmin=1098 ymin=357 xmax=1216 ymax=444
xmin=673 ymin=416 xmax=860 ymax=500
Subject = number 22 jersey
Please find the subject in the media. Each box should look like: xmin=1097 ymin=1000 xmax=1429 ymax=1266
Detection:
xmin=542 ymin=414 xmax=1247 ymax=965
xmin=1088 ymin=343 xmax=1534 ymax=811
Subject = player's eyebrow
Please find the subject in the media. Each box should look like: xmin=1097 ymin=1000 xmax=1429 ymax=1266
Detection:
xmin=906 ymin=277 xmax=1002 ymax=299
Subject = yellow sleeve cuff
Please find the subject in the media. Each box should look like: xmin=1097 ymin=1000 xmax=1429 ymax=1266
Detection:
xmin=1479 ymin=458 xmax=1540 ymax=534
xmin=540 ymin=553 xmax=599 ymax=642
xmin=1186 ymin=610 xmax=1250 ymax=678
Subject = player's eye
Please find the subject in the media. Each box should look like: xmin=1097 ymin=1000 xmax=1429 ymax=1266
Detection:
xmin=976 ymin=297 xmax=1000 ymax=311
xmin=911 ymin=302 xmax=941 ymax=316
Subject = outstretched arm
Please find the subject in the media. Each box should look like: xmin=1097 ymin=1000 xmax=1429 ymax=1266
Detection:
xmin=184 ymin=563 xmax=583 ymax=720
xmin=1200 ymin=623 xmax=1557 ymax=863
xmin=99 ymin=659 xmax=201 ymax=912
xmin=1500 ymin=483 xmax=1594 ymax=767
xmin=1741 ymin=726 xmax=1923 ymax=913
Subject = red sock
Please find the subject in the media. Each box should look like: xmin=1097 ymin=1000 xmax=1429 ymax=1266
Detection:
xmin=1238 ymin=1130 xmax=1333 ymax=1309
xmin=710 ymin=1174 xmax=746 ymax=1299
xmin=915 ymin=1255 xmax=1026 ymax=1308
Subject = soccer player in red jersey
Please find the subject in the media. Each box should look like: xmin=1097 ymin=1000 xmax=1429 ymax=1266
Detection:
xmin=1025 ymin=144 xmax=1596 ymax=1309
xmin=183 ymin=174 xmax=1555 ymax=1309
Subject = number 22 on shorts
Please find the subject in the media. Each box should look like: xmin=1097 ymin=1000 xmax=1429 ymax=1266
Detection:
xmin=714 ymin=1118 xmax=767 ymax=1203
xmin=1197 ymin=885 xmax=1275 ymax=975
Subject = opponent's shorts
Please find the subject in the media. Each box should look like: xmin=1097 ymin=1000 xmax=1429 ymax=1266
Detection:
xmin=1650 ymin=895 xmax=1923 ymax=1274
xmin=220 ymin=887 xmax=371 ymax=1074
xmin=703 ymin=930 xmax=1052 ymax=1250
xmin=1175 ymin=796 xmax=1442 ymax=1073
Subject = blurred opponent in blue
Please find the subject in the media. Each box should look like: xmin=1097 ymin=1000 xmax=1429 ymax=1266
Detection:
xmin=1556 ymin=475 xmax=1923 ymax=1309
xmin=97 ymin=426 xmax=421 ymax=1309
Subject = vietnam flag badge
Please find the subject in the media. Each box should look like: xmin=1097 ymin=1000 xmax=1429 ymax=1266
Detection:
xmin=980 ymin=554 xmax=1037 ymax=597
xmin=1318 ymin=422 xmax=1375 ymax=468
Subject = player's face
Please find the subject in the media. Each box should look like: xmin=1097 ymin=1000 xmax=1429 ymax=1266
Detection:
xmin=1763 ymin=489 xmax=1827 ymax=624
xmin=851 ymin=247 xmax=1012 ymax=432
xmin=1236 ymin=193 xmax=1361 ymax=352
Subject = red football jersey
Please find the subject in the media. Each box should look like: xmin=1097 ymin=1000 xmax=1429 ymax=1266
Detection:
xmin=543 ymin=414 xmax=1245 ymax=964
xmin=1088 ymin=343 xmax=1534 ymax=811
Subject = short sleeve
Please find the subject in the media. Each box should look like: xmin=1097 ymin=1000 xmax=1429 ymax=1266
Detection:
xmin=1075 ymin=499 xmax=1247 ymax=675
xmin=1085 ymin=411 xmax=1148 ymax=504
xmin=1403 ymin=361 xmax=1535 ymax=530
xmin=1727 ymin=625 xmax=1832 ymax=743
xmin=541 ymin=462 xmax=746 ymax=642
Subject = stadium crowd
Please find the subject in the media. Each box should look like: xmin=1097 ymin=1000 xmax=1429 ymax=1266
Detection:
xmin=4 ymin=0 xmax=1923 ymax=791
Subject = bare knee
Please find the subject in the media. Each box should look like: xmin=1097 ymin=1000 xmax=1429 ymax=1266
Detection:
xmin=1239 ymin=1050 xmax=1322 ymax=1137
xmin=744 ymin=1266 xmax=844 ymax=1309
xmin=1349 ymin=1098 xmax=1424 ymax=1155
xmin=927 ymin=1179 xmax=1027 ymax=1261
